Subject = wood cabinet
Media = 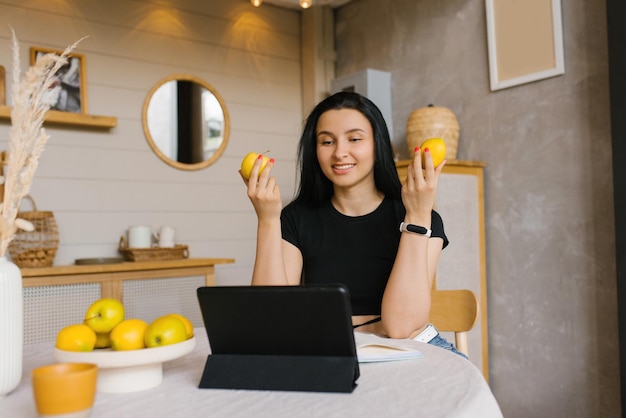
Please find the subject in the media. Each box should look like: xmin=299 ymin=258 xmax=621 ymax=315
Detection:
xmin=21 ymin=258 xmax=234 ymax=299
xmin=397 ymin=159 xmax=489 ymax=379
xmin=21 ymin=258 xmax=234 ymax=345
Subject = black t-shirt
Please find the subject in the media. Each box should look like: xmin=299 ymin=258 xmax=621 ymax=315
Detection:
xmin=281 ymin=198 xmax=448 ymax=315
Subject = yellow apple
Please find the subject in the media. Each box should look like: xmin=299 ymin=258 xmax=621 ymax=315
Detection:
xmin=166 ymin=313 xmax=194 ymax=339
xmin=144 ymin=316 xmax=187 ymax=348
xmin=240 ymin=152 xmax=270 ymax=180
xmin=84 ymin=298 xmax=125 ymax=334
xmin=110 ymin=318 xmax=149 ymax=351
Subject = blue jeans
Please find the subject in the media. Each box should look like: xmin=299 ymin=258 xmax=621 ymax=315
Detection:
xmin=428 ymin=334 xmax=468 ymax=359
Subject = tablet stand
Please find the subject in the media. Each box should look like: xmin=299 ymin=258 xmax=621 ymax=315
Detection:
xmin=198 ymin=354 xmax=359 ymax=393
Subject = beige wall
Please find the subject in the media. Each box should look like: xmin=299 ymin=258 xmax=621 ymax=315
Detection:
xmin=0 ymin=0 xmax=302 ymax=285
xmin=335 ymin=0 xmax=619 ymax=416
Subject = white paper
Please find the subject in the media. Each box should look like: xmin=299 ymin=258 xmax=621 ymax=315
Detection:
xmin=354 ymin=332 xmax=424 ymax=363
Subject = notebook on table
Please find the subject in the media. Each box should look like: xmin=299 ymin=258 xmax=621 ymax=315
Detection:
xmin=196 ymin=283 xmax=360 ymax=393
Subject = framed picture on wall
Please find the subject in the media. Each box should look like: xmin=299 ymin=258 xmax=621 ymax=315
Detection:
xmin=0 ymin=65 xmax=5 ymax=106
xmin=29 ymin=47 xmax=87 ymax=114
xmin=485 ymin=0 xmax=565 ymax=91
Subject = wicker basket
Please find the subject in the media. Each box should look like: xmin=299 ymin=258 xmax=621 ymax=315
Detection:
xmin=8 ymin=195 xmax=59 ymax=268
xmin=406 ymin=104 xmax=460 ymax=160
xmin=118 ymin=236 xmax=189 ymax=262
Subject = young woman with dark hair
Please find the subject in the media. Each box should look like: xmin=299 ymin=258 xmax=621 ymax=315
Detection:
xmin=241 ymin=91 xmax=464 ymax=356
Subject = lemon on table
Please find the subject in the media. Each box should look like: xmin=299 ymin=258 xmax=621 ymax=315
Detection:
xmin=56 ymin=324 xmax=97 ymax=352
xmin=166 ymin=313 xmax=194 ymax=339
xmin=419 ymin=138 xmax=446 ymax=168
xmin=110 ymin=319 xmax=149 ymax=351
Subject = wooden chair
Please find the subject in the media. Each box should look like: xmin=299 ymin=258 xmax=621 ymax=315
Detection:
xmin=429 ymin=289 xmax=479 ymax=358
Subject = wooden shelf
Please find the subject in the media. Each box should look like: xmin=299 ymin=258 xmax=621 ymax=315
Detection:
xmin=0 ymin=105 xmax=117 ymax=129
xmin=20 ymin=257 xmax=235 ymax=278
xmin=21 ymin=258 xmax=236 ymax=302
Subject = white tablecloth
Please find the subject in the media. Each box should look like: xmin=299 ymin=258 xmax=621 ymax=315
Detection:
xmin=1 ymin=328 xmax=502 ymax=418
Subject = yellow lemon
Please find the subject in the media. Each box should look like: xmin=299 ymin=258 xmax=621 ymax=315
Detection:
xmin=419 ymin=138 xmax=446 ymax=168
xmin=94 ymin=332 xmax=111 ymax=349
xmin=55 ymin=324 xmax=97 ymax=352
xmin=110 ymin=319 xmax=149 ymax=351
xmin=166 ymin=313 xmax=194 ymax=339
xmin=240 ymin=152 xmax=270 ymax=180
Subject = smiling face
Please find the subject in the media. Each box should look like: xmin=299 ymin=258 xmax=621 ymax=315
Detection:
xmin=315 ymin=108 xmax=376 ymax=192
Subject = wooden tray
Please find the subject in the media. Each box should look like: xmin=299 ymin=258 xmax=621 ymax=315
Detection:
xmin=118 ymin=236 xmax=189 ymax=262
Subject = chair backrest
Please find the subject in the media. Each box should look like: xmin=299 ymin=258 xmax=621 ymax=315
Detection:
xmin=429 ymin=289 xmax=479 ymax=358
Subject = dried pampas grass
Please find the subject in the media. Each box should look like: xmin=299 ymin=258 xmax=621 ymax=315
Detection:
xmin=0 ymin=30 xmax=85 ymax=257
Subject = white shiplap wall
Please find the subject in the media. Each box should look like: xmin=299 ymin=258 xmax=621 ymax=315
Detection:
xmin=0 ymin=0 xmax=303 ymax=285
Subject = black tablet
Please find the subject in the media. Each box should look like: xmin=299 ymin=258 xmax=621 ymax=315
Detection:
xmin=196 ymin=283 xmax=359 ymax=393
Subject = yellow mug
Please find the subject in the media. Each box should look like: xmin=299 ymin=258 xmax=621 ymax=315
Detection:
xmin=32 ymin=363 xmax=97 ymax=417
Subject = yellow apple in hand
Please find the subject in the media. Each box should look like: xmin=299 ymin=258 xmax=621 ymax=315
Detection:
xmin=144 ymin=316 xmax=188 ymax=348
xmin=84 ymin=298 xmax=125 ymax=334
xmin=419 ymin=138 xmax=446 ymax=168
xmin=240 ymin=152 xmax=270 ymax=180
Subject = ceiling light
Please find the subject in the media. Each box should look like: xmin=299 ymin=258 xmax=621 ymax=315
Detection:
xmin=251 ymin=0 xmax=262 ymax=6
xmin=299 ymin=0 xmax=313 ymax=8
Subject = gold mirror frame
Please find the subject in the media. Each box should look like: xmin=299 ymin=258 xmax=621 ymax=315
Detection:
xmin=142 ymin=74 xmax=230 ymax=171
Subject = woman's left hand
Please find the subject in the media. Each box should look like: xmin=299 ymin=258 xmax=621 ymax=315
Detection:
xmin=401 ymin=146 xmax=446 ymax=224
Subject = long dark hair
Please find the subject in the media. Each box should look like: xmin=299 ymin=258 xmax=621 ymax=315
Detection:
xmin=292 ymin=92 xmax=401 ymax=206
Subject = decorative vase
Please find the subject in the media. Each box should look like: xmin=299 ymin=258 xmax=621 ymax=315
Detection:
xmin=0 ymin=256 xmax=23 ymax=397
xmin=406 ymin=104 xmax=460 ymax=160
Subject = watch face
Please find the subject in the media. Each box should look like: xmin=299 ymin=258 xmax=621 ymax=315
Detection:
xmin=406 ymin=224 xmax=427 ymax=234
xmin=400 ymin=222 xmax=431 ymax=237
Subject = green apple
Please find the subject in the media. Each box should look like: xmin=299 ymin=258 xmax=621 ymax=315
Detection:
xmin=240 ymin=152 xmax=270 ymax=180
xmin=84 ymin=298 xmax=125 ymax=334
xmin=144 ymin=316 xmax=187 ymax=348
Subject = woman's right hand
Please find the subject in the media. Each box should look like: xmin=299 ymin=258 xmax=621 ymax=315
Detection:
xmin=401 ymin=146 xmax=445 ymax=224
xmin=240 ymin=156 xmax=282 ymax=221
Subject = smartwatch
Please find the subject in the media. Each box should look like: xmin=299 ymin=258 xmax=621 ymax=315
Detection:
xmin=399 ymin=222 xmax=432 ymax=237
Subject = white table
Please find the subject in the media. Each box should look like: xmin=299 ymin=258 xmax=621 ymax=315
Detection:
xmin=2 ymin=329 xmax=502 ymax=418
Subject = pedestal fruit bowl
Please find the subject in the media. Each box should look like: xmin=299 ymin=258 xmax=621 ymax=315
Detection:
xmin=54 ymin=337 xmax=196 ymax=393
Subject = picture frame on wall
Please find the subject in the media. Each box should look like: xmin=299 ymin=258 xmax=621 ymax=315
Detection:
xmin=0 ymin=65 xmax=5 ymax=106
xmin=30 ymin=47 xmax=87 ymax=114
xmin=485 ymin=0 xmax=565 ymax=91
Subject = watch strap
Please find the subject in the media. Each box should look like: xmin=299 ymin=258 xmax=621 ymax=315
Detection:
xmin=399 ymin=222 xmax=432 ymax=237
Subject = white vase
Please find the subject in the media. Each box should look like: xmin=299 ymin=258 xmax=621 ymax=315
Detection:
xmin=0 ymin=256 xmax=23 ymax=397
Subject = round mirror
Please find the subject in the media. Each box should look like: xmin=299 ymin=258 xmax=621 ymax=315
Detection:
xmin=142 ymin=74 xmax=230 ymax=170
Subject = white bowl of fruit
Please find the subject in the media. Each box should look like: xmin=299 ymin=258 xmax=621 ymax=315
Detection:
xmin=54 ymin=298 xmax=196 ymax=393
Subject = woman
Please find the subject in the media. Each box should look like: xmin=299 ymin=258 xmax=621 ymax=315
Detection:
xmin=241 ymin=92 xmax=463 ymax=355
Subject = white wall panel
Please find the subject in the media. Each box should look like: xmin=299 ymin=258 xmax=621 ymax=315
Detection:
xmin=0 ymin=0 xmax=302 ymax=283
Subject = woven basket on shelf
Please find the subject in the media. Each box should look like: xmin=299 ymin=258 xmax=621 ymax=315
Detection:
xmin=8 ymin=195 xmax=59 ymax=268
xmin=118 ymin=236 xmax=189 ymax=262
xmin=406 ymin=104 xmax=460 ymax=160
